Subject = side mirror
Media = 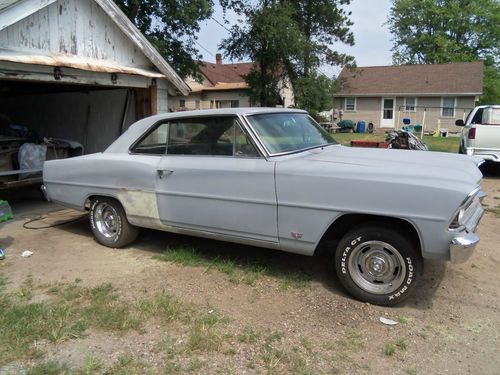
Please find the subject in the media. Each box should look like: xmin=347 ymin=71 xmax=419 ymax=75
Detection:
xmin=455 ymin=119 xmax=465 ymax=126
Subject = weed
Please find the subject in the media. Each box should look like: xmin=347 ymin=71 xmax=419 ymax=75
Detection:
xmin=238 ymin=326 xmax=259 ymax=344
xmin=76 ymin=355 xmax=103 ymax=374
xmin=27 ymin=360 xmax=70 ymax=375
xmin=262 ymin=331 xmax=287 ymax=369
xmin=136 ymin=293 xmax=192 ymax=323
xmin=19 ymin=275 xmax=34 ymax=301
xmin=157 ymin=335 xmax=179 ymax=358
xmin=186 ymin=309 xmax=228 ymax=352
xmin=405 ymin=368 xmax=418 ymax=375
xmin=383 ymin=343 xmax=396 ymax=356
xmin=106 ymin=354 xmax=153 ymax=375
xmin=396 ymin=315 xmax=413 ymax=325
xmin=187 ymin=357 xmax=206 ymax=372
xmin=154 ymin=246 xmax=204 ymax=266
xmin=485 ymin=205 xmax=500 ymax=218
xmin=396 ymin=339 xmax=408 ymax=350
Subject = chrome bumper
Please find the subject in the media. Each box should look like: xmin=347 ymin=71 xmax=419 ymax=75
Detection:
xmin=450 ymin=233 xmax=480 ymax=264
xmin=40 ymin=184 xmax=50 ymax=202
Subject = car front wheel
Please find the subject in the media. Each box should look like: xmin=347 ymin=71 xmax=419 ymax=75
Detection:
xmin=335 ymin=225 xmax=420 ymax=306
xmin=89 ymin=197 xmax=139 ymax=248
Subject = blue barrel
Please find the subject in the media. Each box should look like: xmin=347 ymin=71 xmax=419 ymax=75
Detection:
xmin=356 ymin=120 xmax=366 ymax=133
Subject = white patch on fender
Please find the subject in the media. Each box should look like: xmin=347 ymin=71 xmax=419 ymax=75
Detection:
xmin=118 ymin=190 xmax=160 ymax=220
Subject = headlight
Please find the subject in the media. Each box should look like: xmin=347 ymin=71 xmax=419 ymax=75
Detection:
xmin=449 ymin=188 xmax=485 ymax=231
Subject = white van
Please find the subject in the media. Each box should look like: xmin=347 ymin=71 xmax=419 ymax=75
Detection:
xmin=457 ymin=105 xmax=500 ymax=162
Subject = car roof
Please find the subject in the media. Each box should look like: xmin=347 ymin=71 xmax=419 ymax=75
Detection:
xmin=105 ymin=107 xmax=308 ymax=154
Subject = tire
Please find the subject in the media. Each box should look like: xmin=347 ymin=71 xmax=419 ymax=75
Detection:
xmin=334 ymin=225 xmax=421 ymax=306
xmin=89 ymin=197 xmax=139 ymax=248
xmin=458 ymin=142 xmax=465 ymax=154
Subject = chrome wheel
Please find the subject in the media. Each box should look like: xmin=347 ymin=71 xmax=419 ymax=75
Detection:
xmin=93 ymin=202 xmax=120 ymax=239
xmin=348 ymin=240 xmax=406 ymax=295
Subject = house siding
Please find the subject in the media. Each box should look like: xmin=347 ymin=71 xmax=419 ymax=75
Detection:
xmin=334 ymin=95 xmax=477 ymax=132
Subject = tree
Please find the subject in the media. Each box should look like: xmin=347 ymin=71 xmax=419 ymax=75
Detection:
xmin=387 ymin=0 xmax=500 ymax=103
xmin=293 ymin=74 xmax=337 ymax=117
xmin=222 ymin=2 xmax=305 ymax=106
xmin=113 ymin=0 xmax=214 ymax=79
xmin=221 ymin=0 xmax=355 ymax=111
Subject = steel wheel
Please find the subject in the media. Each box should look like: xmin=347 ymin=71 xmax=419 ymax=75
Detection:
xmin=347 ymin=240 xmax=406 ymax=295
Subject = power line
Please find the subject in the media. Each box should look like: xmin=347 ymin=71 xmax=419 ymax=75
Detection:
xmin=195 ymin=40 xmax=216 ymax=58
xmin=210 ymin=16 xmax=232 ymax=33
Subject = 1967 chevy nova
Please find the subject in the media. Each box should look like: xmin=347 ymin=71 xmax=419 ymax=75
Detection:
xmin=42 ymin=108 xmax=485 ymax=306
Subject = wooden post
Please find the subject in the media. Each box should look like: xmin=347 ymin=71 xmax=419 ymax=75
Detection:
xmin=150 ymin=85 xmax=158 ymax=115
xmin=420 ymin=108 xmax=426 ymax=138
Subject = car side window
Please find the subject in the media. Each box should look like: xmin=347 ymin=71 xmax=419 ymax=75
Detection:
xmin=235 ymin=124 xmax=258 ymax=157
xmin=471 ymin=108 xmax=483 ymax=124
xmin=166 ymin=117 xmax=259 ymax=157
xmin=132 ymin=123 xmax=169 ymax=155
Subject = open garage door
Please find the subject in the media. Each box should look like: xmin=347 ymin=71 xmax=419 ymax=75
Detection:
xmin=0 ymin=80 xmax=156 ymax=189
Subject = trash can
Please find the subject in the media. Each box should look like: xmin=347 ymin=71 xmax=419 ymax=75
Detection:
xmin=356 ymin=121 xmax=366 ymax=133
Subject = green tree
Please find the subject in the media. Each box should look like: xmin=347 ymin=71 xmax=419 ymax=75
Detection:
xmin=114 ymin=0 xmax=214 ymax=79
xmin=222 ymin=2 xmax=305 ymax=106
xmin=293 ymin=74 xmax=337 ymax=117
xmin=387 ymin=0 xmax=500 ymax=103
xmin=285 ymin=0 xmax=355 ymax=80
xmin=221 ymin=0 xmax=354 ymax=111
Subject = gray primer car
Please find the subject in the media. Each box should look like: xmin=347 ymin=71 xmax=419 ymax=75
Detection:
xmin=42 ymin=108 xmax=485 ymax=306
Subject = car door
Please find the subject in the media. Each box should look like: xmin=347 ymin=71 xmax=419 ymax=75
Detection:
xmin=155 ymin=116 xmax=278 ymax=244
xmin=470 ymin=107 xmax=500 ymax=151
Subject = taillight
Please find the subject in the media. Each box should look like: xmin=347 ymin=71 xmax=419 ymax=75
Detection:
xmin=468 ymin=128 xmax=476 ymax=139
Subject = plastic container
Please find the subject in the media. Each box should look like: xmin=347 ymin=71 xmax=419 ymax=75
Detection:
xmin=0 ymin=200 xmax=13 ymax=223
xmin=356 ymin=121 xmax=366 ymax=133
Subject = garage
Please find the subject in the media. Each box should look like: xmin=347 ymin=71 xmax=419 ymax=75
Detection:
xmin=0 ymin=0 xmax=189 ymax=189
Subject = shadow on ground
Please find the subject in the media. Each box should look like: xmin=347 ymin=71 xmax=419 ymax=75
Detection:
xmin=480 ymin=161 xmax=500 ymax=178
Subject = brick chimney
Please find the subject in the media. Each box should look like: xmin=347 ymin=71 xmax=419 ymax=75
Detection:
xmin=216 ymin=53 xmax=222 ymax=65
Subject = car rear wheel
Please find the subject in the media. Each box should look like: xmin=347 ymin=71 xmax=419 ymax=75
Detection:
xmin=89 ymin=197 xmax=138 ymax=248
xmin=335 ymin=225 xmax=420 ymax=306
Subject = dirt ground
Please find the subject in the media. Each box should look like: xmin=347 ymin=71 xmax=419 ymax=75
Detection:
xmin=1 ymin=166 xmax=500 ymax=374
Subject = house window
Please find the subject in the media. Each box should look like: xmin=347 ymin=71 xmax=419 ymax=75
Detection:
xmin=404 ymin=97 xmax=417 ymax=112
xmin=195 ymin=100 xmax=200 ymax=110
xmin=441 ymin=97 xmax=456 ymax=117
xmin=345 ymin=97 xmax=356 ymax=111
xmin=231 ymin=100 xmax=239 ymax=108
xmin=179 ymin=99 xmax=185 ymax=108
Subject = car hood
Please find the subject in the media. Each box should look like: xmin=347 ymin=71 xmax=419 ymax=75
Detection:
xmin=289 ymin=145 xmax=483 ymax=187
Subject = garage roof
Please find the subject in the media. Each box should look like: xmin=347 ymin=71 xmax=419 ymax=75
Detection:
xmin=0 ymin=0 xmax=190 ymax=95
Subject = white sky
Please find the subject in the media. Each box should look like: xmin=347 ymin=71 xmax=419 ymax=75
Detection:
xmin=197 ymin=0 xmax=394 ymax=77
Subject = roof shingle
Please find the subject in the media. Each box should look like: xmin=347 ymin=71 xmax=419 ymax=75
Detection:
xmin=336 ymin=62 xmax=483 ymax=96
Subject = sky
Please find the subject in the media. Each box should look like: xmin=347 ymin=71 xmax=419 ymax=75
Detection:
xmin=197 ymin=0 xmax=394 ymax=77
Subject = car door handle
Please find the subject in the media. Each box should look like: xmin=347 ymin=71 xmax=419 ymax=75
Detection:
xmin=157 ymin=169 xmax=174 ymax=179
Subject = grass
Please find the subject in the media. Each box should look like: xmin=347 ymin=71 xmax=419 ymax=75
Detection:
xmin=332 ymin=132 xmax=460 ymax=153
xmin=485 ymin=205 xmax=500 ymax=218
xmin=154 ymin=244 xmax=311 ymax=290
xmin=0 ymin=276 xmax=211 ymax=367
xmin=383 ymin=338 xmax=408 ymax=356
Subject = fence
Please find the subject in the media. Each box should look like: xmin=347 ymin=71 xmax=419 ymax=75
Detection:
xmin=396 ymin=106 xmax=473 ymax=135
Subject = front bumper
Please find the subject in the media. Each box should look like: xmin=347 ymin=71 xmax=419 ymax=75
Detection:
xmin=448 ymin=190 xmax=484 ymax=263
xmin=450 ymin=233 xmax=480 ymax=263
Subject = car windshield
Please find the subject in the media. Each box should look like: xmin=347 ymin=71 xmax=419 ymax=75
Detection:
xmin=246 ymin=112 xmax=337 ymax=154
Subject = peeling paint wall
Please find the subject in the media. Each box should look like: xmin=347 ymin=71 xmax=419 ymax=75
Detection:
xmin=0 ymin=0 xmax=153 ymax=70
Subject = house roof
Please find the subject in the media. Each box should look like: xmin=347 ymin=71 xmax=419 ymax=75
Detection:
xmin=336 ymin=61 xmax=483 ymax=96
xmin=190 ymin=60 xmax=253 ymax=92
xmin=0 ymin=0 xmax=190 ymax=95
